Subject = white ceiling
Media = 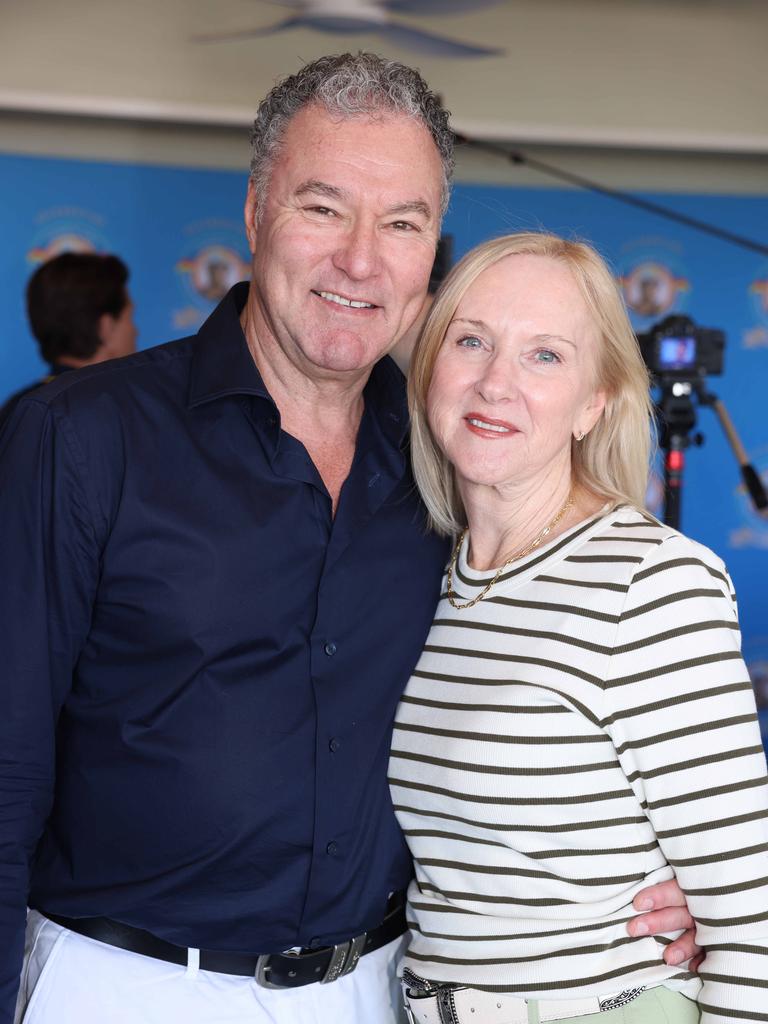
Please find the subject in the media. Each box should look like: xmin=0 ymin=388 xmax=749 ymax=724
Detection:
xmin=1 ymin=0 xmax=766 ymax=152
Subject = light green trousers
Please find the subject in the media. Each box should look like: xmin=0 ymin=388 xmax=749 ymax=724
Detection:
xmin=526 ymin=988 xmax=699 ymax=1023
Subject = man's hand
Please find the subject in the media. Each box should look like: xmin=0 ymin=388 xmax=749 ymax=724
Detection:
xmin=627 ymin=879 xmax=704 ymax=972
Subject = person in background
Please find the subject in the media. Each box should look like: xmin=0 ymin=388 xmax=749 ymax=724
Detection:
xmin=0 ymin=252 xmax=137 ymax=429
xmin=392 ymin=231 xmax=768 ymax=1024
xmin=0 ymin=56 xmax=697 ymax=1024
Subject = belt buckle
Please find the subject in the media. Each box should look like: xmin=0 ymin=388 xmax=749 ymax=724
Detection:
xmin=401 ymin=987 xmax=430 ymax=1024
xmin=255 ymin=948 xmax=315 ymax=989
xmin=255 ymin=930 xmax=368 ymax=989
xmin=255 ymin=953 xmax=283 ymax=989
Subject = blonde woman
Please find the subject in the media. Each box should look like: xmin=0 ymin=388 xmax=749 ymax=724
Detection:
xmin=389 ymin=232 xmax=768 ymax=1024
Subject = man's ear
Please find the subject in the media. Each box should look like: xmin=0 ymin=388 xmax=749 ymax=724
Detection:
xmin=244 ymin=181 xmax=260 ymax=253
xmin=97 ymin=311 xmax=115 ymax=348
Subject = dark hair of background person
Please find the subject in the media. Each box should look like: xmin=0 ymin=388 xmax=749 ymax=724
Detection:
xmin=27 ymin=252 xmax=130 ymax=363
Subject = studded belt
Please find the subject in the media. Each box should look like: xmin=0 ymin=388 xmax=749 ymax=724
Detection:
xmin=402 ymin=970 xmax=648 ymax=1024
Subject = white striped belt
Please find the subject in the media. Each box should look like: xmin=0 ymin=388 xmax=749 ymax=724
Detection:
xmin=402 ymin=981 xmax=647 ymax=1024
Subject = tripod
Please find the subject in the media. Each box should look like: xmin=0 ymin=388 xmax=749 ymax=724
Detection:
xmin=656 ymin=380 xmax=768 ymax=530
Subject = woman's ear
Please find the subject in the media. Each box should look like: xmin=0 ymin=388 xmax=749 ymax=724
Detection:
xmin=575 ymin=388 xmax=607 ymax=440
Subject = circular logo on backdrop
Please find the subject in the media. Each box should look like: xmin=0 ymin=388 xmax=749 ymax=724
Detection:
xmin=173 ymin=221 xmax=251 ymax=331
xmin=615 ymin=240 xmax=691 ymax=329
xmin=178 ymin=245 xmax=247 ymax=304
xmin=27 ymin=233 xmax=97 ymax=263
xmin=744 ymin=264 xmax=768 ymax=351
xmin=27 ymin=207 xmax=110 ymax=266
xmin=749 ymin=266 xmax=768 ymax=324
xmin=618 ymin=259 xmax=690 ymax=322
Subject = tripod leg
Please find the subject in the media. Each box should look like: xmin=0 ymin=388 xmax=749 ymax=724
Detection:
xmin=663 ymin=442 xmax=685 ymax=530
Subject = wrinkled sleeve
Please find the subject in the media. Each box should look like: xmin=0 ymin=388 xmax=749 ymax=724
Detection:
xmin=0 ymin=399 xmax=101 ymax=1023
xmin=605 ymin=535 xmax=768 ymax=1024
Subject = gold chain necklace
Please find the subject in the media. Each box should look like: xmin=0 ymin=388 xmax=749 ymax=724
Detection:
xmin=446 ymin=494 xmax=574 ymax=611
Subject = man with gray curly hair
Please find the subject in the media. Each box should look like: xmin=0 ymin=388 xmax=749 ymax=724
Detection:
xmin=248 ymin=52 xmax=454 ymax=215
xmin=2 ymin=50 xmax=695 ymax=1024
xmin=2 ymin=50 xmax=450 ymax=1024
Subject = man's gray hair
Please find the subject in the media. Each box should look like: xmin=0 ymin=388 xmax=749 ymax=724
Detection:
xmin=249 ymin=52 xmax=454 ymax=216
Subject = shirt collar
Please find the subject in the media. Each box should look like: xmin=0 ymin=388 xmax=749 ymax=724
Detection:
xmin=362 ymin=351 xmax=409 ymax=449
xmin=188 ymin=283 xmax=270 ymax=408
xmin=188 ymin=281 xmax=409 ymax=447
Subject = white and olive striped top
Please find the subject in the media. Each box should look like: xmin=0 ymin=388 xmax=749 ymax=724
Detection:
xmin=389 ymin=505 xmax=768 ymax=1024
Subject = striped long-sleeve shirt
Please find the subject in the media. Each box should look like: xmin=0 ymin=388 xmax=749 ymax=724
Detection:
xmin=389 ymin=504 xmax=768 ymax=1023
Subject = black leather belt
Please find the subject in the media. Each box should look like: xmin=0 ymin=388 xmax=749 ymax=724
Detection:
xmin=43 ymin=895 xmax=406 ymax=988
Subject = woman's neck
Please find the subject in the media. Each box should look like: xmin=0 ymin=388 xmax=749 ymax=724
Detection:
xmin=460 ymin=470 xmax=606 ymax=571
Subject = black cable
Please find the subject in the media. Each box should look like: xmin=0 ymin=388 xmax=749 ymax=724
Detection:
xmin=454 ymin=134 xmax=768 ymax=258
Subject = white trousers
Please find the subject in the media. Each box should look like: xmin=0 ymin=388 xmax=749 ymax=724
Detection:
xmin=15 ymin=911 xmax=408 ymax=1024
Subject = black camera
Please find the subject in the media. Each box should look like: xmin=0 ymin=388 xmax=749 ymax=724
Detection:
xmin=637 ymin=315 xmax=725 ymax=383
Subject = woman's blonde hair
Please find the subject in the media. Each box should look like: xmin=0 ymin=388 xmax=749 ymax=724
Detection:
xmin=408 ymin=232 xmax=655 ymax=536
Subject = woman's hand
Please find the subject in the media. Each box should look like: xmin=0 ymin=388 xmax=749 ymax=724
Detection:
xmin=627 ymin=879 xmax=704 ymax=971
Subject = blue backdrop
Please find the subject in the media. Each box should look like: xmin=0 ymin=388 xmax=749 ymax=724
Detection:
xmin=1 ymin=150 xmax=766 ymax=737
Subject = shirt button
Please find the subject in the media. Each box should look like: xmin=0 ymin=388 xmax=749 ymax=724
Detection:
xmin=329 ymin=738 xmax=341 ymax=753
xmin=326 ymin=841 xmax=339 ymax=856
xmin=324 ymin=642 xmax=337 ymax=657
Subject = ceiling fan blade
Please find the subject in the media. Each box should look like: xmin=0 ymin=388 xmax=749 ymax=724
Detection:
xmin=299 ymin=15 xmax=390 ymax=32
xmin=375 ymin=21 xmax=504 ymax=57
xmin=194 ymin=12 xmax=386 ymax=42
xmin=385 ymin=0 xmax=506 ymax=13
xmin=192 ymin=17 xmax=303 ymax=42
xmin=194 ymin=7 xmax=504 ymax=54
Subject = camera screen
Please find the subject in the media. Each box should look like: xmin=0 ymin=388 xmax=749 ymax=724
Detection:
xmin=659 ymin=336 xmax=696 ymax=370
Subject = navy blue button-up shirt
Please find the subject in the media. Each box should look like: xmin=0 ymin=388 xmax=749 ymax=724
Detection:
xmin=0 ymin=284 xmax=447 ymax=1019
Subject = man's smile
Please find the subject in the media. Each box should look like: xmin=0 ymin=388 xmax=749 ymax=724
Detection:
xmin=313 ymin=290 xmax=378 ymax=310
